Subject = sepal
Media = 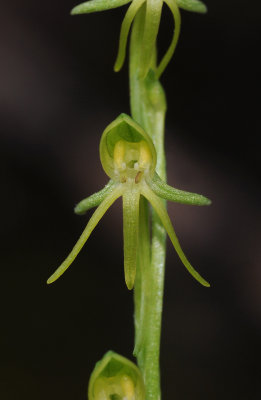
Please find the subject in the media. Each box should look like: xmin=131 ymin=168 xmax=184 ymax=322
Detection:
xmin=100 ymin=113 xmax=156 ymax=179
xmin=88 ymin=351 xmax=145 ymax=400
xmin=176 ymin=0 xmax=207 ymax=14
xmin=74 ymin=180 xmax=116 ymax=215
xmin=147 ymin=172 xmax=211 ymax=206
xmin=71 ymin=0 xmax=131 ymax=15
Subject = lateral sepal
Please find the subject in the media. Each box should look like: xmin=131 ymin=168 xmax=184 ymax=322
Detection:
xmin=71 ymin=0 xmax=131 ymax=15
xmin=74 ymin=180 xmax=116 ymax=215
xmin=147 ymin=172 xmax=211 ymax=206
xmin=176 ymin=0 xmax=207 ymax=14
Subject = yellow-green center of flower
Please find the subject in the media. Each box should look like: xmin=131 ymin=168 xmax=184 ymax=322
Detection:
xmin=113 ymin=140 xmax=152 ymax=183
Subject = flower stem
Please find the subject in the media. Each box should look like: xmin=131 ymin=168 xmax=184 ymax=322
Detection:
xmin=129 ymin=6 xmax=167 ymax=400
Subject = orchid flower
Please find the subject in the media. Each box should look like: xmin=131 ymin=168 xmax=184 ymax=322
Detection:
xmin=47 ymin=114 xmax=210 ymax=289
xmin=71 ymin=0 xmax=207 ymax=78
xmin=88 ymin=351 xmax=145 ymax=400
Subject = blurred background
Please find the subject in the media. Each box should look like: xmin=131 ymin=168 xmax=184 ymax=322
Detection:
xmin=0 ymin=0 xmax=260 ymax=399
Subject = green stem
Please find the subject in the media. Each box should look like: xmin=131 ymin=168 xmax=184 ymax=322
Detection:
xmin=129 ymin=6 xmax=167 ymax=400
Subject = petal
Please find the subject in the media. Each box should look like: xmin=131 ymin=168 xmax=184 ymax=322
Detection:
xmin=74 ymin=180 xmax=116 ymax=215
xmin=71 ymin=0 xmax=131 ymax=15
xmin=114 ymin=0 xmax=146 ymax=72
xmin=47 ymin=184 xmax=123 ymax=284
xmin=142 ymin=183 xmax=210 ymax=287
xmin=176 ymin=0 xmax=207 ymax=14
xmin=122 ymin=185 xmax=140 ymax=290
xmin=139 ymin=0 xmax=163 ymax=79
xmin=147 ymin=173 xmax=211 ymax=206
xmin=156 ymin=0 xmax=181 ymax=78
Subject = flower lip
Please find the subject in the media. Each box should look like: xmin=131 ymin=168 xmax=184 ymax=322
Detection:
xmin=100 ymin=113 xmax=156 ymax=180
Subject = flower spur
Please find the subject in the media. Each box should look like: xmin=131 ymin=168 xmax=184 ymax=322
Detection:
xmin=71 ymin=0 xmax=207 ymax=78
xmin=47 ymin=114 xmax=211 ymax=289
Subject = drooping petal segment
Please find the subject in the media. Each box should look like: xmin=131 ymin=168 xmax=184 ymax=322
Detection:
xmin=122 ymin=185 xmax=140 ymax=290
xmin=156 ymin=0 xmax=181 ymax=78
xmin=142 ymin=183 xmax=210 ymax=287
xmin=114 ymin=0 xmax=146 ymax=72
xmin=139 ymin=0 xmax=163 ymax=78
xmin=47 ymin=184 xmax=123 ymax=284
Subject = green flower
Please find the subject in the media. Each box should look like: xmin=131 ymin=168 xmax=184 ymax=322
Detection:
xmin=47 ymin=114 xmax=210 ymax=289
xmin=88 ymin=351 xmax=145 ymax=400
xmin=71 ymin=0 xmax=207 ymax=78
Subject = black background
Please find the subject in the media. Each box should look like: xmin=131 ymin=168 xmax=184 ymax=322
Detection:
xmin=0 ymin=0 xmax=260 ymax=399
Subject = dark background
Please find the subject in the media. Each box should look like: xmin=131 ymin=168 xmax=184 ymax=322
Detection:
xmin=0 ymin=0 xmax=260 ymax=399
